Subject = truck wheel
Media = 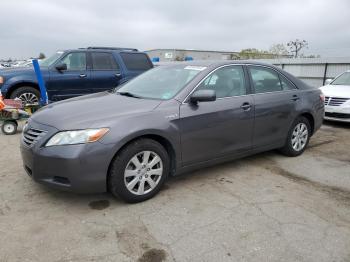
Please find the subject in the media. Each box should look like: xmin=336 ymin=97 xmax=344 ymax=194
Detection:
xmin=1 ymin=120 xmax=18 ymax=135
xmin=108 ymin=139 xmax=170 ymax=203
xmin=10 ymin=87 xmax=40 ymax=105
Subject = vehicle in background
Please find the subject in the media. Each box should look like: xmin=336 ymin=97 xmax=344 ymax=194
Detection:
xmin=20 ymin=61 xmax=324 ymax=203
xmin=0 ymin=63 xmax=11 ymax=68
xmin=11 ymin=60 xmax=35 ymax=68
xmin=320 ymin=70 xmax=350 ymax=123
xmin=0 ymin=47 xmax=153 ymax=104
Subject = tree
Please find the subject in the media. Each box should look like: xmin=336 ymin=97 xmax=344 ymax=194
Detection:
xmin=287 ymin=39 xmax=308 ymax=58
xmin=38 ymin=53 xmax=46 ymax=59
xmin=269 ymin=44 xmax=289 ymax=57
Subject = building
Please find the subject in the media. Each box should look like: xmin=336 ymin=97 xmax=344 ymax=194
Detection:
xmin=145 ymin=48 xmax=240 ymax=62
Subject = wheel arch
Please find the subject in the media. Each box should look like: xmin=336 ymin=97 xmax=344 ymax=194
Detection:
xmin=6 ymin=82 xmax=40 ymax=98
xmin=299 ymin=112 xmax=315 ymax=135
xmin=106 ymin=133 xmax=178 ymax=188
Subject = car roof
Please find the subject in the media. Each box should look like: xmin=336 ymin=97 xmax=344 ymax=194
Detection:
xmin=155 ymin=60 xmax=280 ymax=68
xmin=155 ymin=59 xmax=312 ymax=91
xmin=63 ymin=47 xmax=141 ymax=53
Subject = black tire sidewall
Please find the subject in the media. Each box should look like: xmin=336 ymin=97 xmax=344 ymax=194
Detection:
xmin=108 ymin=139 xmax=170 ymax=203
xmin=283 ymin=116 xmax=311 ymax=156
xmin=10 ymin=86 xmax=40 ymax=102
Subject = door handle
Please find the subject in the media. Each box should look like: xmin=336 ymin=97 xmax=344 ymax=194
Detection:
xmin=291 ymin=95 xmax=300 ymax=101
xmin=79 ymin=74 xmax=87 ymax=78
xmin=115 ymin=73 xmax=121 ymax=78
xmin=241 ymin=102 xmax=251 ymax=111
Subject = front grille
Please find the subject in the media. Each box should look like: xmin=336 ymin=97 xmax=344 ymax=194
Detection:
xmin=325 ymin=112 xmax=350 ymax=119
xmin=325 ymin=96 xmax=349 ymax=106
xmin=22 ymin=128 xmax=47 ymax=147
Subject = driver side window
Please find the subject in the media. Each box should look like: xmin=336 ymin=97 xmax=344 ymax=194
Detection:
xmin=197 ymin=65 xmax=246 ymax=98
xmin=60 ymin=52 xmax=86 ymax=71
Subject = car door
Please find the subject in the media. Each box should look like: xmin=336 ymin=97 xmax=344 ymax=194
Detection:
xmin=179 ymin=65 xmax=254 ymax=166
xmin=47 ymin=52 xmax=90 ymax=101
xmin=247 ymin=65 xmax=299 ymax=148
xmin=89 ymin=52 xmax=122 ymax=93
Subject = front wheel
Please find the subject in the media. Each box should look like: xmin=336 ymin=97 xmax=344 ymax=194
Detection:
xmin=108 ymin=139 xmax=169 ymax=203
xmin=280 ymin=116 xmax=311 ymax=157
xmin=10 ymin=86 xmax=40 ymax=105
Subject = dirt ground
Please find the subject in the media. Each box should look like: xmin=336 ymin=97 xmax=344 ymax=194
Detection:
xmin=0 ymin=121 xmax=349 ymax=262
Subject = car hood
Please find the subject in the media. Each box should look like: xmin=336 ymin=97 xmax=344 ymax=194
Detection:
xmin=0 ymin=66 xmax=50 ymax=79
xmin=320 ymin=85 xmax=350 ymax=98
xmin=31 ymin=92 xmax=162 ymax=130
xmin=0 ymin=66 xmax=35 ymax=76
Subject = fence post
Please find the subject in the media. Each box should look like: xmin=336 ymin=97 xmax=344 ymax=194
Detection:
xmin=322 ymin=63 xmax=328 ymax=85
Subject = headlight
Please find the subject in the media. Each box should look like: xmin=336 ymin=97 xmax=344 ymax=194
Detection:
xmin=0 ymin=76 xmax=4 ymax=84
xmin=45 ymin=128 xmax=109 ymax=147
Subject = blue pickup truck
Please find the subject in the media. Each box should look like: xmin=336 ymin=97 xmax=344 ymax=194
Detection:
xmin=0 ymin=47 xmax=153 ymax=104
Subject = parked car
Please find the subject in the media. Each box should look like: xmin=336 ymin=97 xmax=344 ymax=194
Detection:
xmin=11 ymin=60 xmax=34 ymax=68
xmin=320 ymin=71 xmax=350 ymax=123
xmin=0 ymin=47 xmax=153 ymax=104
xmin=20 ymin=61 xmax=324 ymax=203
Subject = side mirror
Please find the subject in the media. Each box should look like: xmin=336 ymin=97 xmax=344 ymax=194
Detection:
xmin=55 ymin=63 xmax=67 ymax=71
xmin=325 ymin=79 xmax=333 ymax=85
xmin=190 ymin=90 xmax=216 ymax=104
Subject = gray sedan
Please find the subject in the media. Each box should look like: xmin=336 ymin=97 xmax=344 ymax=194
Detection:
xmin=20 ymin=61 xmax=324 ymax=202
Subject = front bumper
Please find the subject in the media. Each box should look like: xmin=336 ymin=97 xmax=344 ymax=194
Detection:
xmin=324 ymin=105 xmax=350 ymax=123
xmin=20 ymin=119 xmax=115 ymax=193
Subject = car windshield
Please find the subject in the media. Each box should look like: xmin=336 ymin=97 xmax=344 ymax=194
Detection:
xmin=116 ymin=65 xmax=205 ymax=100
xmin=331 ymin=72 xmax=350 ymax=85
xmin=39 ymin=51 xmax=64 ymax=67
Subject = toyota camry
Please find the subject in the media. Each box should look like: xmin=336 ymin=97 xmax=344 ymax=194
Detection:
xmin=20 ymin=61 xmax=324 ymax=203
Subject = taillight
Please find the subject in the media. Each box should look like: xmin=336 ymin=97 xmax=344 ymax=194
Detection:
xmin=319 ymin=93 xmax=325 ymax=102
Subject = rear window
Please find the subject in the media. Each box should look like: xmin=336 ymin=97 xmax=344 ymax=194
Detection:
xmin=120 ymin=53 xmax=153 ymax=71
xmin=91 ymin=52 xmax=119 ymax=70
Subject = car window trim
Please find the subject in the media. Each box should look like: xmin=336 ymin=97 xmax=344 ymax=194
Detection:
xmin=245 ymin=64 xmax=298 ymax=92
xmin=278 ymin=73 xmax=297 ymax=91
xmin=55 ymin=51 xmax=87 ymax=71
xmin=182 ymin=64 xmax=249 ymax=104
xmin=247 ymin=65 xmax=283 ymax=94
xmin=119 ymin=52 xmax=153 ymax=71
xmin=90 ymin=51 xmax=120 ymax=71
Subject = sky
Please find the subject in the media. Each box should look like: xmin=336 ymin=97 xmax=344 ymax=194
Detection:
xmin=1 ymin=0 xmax=349 ymax=59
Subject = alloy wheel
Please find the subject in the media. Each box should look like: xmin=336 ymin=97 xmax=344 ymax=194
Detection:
xmin=291 ymin=123 xmax=308 ymax=151
xmin=124 ymin=151 xmax=163 ymax=195
xmin=18 ymin=93 xmax=39 ymax=105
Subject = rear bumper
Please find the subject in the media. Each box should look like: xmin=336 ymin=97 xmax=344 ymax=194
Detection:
xmin=20 ymin=119 xmax=116 ymax=193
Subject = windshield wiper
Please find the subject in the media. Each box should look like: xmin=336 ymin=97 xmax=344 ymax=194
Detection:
xmin=117 ymin=91 xmax=141 ymax=98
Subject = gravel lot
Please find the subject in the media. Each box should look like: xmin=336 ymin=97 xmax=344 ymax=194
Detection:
xmin=0 ymin=121 xmax=349 ymax=262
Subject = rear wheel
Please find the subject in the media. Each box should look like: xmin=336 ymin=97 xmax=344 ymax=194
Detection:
xmin=10 ymin=86 xmax=40 ymax=105
xmin=280 ymin=116 xmax=311 ymax=157
xmin=1 ymin=120 xmax=18 ymax=135
xmin=108 ymin=139 xmax=169 ymax=203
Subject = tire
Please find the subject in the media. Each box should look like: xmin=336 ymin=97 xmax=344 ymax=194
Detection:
xmin=280 ymin=116 xmax=311 ymax=157
xmin=10 ymin=86 xmax=40 ymax=105
xmin=108 ymin=139 xmax=170 ymax=203
xmin=1 ymin=120 xmax=18 ymax=135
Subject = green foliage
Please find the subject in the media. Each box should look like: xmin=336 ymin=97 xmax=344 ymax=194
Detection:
xmin=38 ymin=53 xmax=46 ymax=59
xmin=238 ymin=48 xmax=275 ymax=59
